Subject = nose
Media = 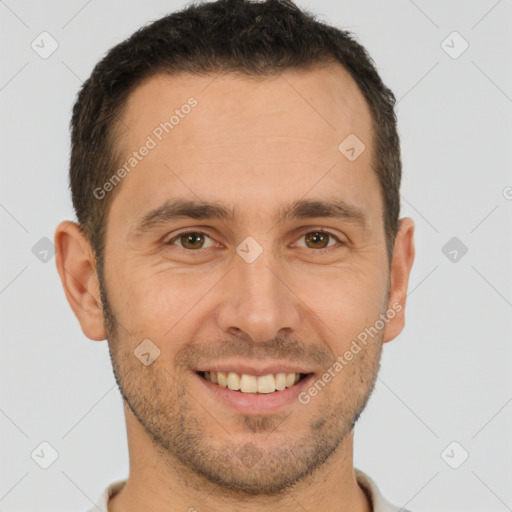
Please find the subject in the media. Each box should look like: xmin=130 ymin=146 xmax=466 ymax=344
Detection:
xmin=214 ymin=243 xmax=302 ymax=344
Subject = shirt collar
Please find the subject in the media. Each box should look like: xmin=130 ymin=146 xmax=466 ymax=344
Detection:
xmin=89 ymin=469 xmax=410 ymax=512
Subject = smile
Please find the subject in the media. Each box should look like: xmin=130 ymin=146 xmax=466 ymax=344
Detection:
xmin=199 ymin=371 xmax=309 ymax=394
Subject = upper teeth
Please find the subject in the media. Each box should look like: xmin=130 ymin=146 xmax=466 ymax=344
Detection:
xmin=204 ymin=371 xmax=301 ymax=393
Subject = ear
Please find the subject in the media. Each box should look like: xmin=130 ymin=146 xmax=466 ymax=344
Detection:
xmin=383 ymin=217 xmax=415 ymax=343
xmin=54 ymin=221 xmax=107 ymax=341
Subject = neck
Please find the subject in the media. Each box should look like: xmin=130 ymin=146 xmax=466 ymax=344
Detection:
xmin=109 ymin=405 xmax=372 ymax=512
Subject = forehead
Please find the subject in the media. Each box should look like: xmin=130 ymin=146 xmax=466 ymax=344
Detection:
xmin=118 ymin=63 xmax=372 ymax=149
xmin=108 ymin=63 xmax=377 ymax=230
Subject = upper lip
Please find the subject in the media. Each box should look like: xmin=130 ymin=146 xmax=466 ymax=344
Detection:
xmin=195 ymin=361 xmax=314 ymax=377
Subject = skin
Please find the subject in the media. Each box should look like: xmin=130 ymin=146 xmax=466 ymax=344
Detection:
xmin=55 ymin=63 xmax=415 ymax=512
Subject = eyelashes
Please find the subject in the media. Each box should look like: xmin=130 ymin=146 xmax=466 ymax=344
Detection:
xmin=164 ymin=228 xmax=344 ymax=254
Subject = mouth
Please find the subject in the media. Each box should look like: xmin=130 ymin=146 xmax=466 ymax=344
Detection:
xmin=197 ymin=370 xmax=311 ymax=394
xmin=193 ymin=364 xmax=316 ymax=414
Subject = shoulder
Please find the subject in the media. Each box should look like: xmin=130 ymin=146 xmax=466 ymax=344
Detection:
xmin=86 ymin=479 xmax=126 ymax=512
xmin=355 ymin=468 xmax=413 ymax=512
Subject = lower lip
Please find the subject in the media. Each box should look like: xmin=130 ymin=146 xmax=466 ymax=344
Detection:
xmin=195 ymin=372 xmax=315 ymax=414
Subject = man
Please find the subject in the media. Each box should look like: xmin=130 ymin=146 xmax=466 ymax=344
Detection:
xmin=54 ymin=0 xmax=415 ymax=510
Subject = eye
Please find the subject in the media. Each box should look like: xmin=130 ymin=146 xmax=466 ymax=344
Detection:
xmin=163 ymin=229 xmax=344 ymax=254
xmin=165 ymin=231 xmax=216 ymax=250
xmin=294 ymin=230 xmax=342 ymax=251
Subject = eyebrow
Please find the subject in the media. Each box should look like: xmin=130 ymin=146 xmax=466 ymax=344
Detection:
xmin=129 ymin=197 xmax=367 ymax=238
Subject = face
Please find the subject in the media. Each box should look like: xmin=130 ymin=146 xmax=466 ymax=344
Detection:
xmin=71 ymin=64 xmax=412 ymax=495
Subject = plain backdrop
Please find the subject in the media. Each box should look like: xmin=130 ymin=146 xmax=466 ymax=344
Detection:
xmin=1 ymin=1 xmax=511 ymax=511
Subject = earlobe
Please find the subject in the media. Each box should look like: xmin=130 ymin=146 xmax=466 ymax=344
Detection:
xmin=383 ymin=217 xmax=415 ymax=343
xmin=54 ymin=221 xmax=107 ymax=341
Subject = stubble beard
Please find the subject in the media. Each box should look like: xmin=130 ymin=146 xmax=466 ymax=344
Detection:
xmin=98 ymin=272 xmax=383 ymax=497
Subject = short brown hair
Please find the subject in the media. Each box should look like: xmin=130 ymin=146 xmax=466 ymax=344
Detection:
xmin=69 ymin=0 xmax=401 ymax=270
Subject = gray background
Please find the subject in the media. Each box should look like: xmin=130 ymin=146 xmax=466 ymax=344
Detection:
xmin=1 ymin=1 xmax=511 ymax=511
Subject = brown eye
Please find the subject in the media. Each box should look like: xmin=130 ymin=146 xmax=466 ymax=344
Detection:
xmin=167 ymin=231 xmax=215 ymax=250
xmin=303 ymin=231 xmax=336 ymax=250
xmin=180 ymin=232 xmax=205 ymax=249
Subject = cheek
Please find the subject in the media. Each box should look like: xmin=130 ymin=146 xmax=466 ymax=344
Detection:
xmin=109 ymin=244 xmax=388 ymax=346
xmin=119 ymin=271 xmax=215 ymax=339
xmin=292 ymin=266 xmax=387 ymax=345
